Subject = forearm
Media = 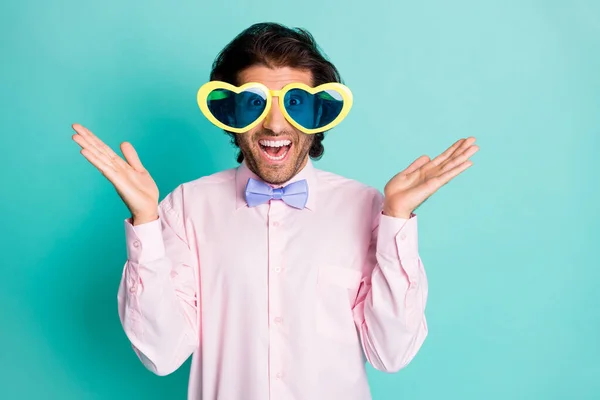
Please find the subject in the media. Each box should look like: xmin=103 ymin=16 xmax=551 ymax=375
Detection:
xmin=354 ymin=214 xmax=428 ymax=372
xmin=117 ymin=216 xmax=199 ymax=376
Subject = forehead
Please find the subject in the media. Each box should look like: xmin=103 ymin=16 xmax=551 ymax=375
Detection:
xmin=237 ymin=65 xmax=313 ymax=89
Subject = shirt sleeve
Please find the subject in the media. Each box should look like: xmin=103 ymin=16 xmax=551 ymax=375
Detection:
xmin=352 ymin=191 xmax=428 ymax=373
xmin=117 ymin=184 xmax=199 ymax=376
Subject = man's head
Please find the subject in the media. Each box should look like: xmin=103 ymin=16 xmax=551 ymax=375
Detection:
xmin=209 ymin=23 xmax=342 ymax=185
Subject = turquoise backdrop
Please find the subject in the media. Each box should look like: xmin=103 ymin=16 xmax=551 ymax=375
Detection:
xmin=1 ymin=0 xmax=598 ymax=399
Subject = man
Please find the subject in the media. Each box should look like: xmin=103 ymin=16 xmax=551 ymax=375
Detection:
xmin=72 ymin=22 xmax=478 ymax=400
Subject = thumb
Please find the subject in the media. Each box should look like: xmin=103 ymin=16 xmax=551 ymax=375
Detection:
xmin=120 ymin=142 xmax=146 ymax=172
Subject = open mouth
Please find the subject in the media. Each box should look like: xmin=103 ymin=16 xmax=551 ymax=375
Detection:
xmin=258 ymin=139 xmax=292 ymax=162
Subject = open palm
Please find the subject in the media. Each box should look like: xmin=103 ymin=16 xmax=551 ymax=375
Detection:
xmin=383 ymin=137 xmax=479 ymax=218
xmin=71 ymin=123 xmax=159 ymax=221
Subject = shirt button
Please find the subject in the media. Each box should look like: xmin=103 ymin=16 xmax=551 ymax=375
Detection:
xmin=400 ymin=233 xmax=407 ymax=241
xmin=129 ymin=285 xmax=137 ymax=293
xmin=274 ymin=267 xmax=282 ymax=273
xmin=275 ymin=372 xmax=283 ymax=380
xmin=272 ymin=221 xmax=280 ymax=227
xmin=133 ymin=240 xmax=141 ymax=248
xmin=274 ymin=317 xmax=283 ymax=324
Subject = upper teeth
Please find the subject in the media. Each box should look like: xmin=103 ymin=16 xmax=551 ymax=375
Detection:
xmin=259 ymin=139 xmax=291 ymax=147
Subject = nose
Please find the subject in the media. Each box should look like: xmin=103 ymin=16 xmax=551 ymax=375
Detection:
xmin=262 ymin=99 xmax=288 ymax=134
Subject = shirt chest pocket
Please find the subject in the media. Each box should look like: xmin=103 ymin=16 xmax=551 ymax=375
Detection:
xmin=315 ymin=265 xmax=363 ymax=344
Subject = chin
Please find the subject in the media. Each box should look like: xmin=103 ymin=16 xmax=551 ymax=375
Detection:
xmin=253 ymin=159 xmax=294 ymax=183
xmin=256 ymin=166 xmax=294 ymax=185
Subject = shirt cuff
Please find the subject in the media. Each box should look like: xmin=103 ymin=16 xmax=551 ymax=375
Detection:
xmin=124 ymin=217 xmax=166 ymax=263
xmin=376 ymin=212 xmax=419 ymax=268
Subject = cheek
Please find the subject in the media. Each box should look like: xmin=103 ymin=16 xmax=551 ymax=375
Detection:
xmin=299 ymin=135 xmax=314 ymax=151
xmin=236 ymin=132 xmax=255 ymax=150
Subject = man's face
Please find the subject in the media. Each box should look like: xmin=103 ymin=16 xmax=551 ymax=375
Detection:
xmin=235 ymin=65 xmax=315 ymax=185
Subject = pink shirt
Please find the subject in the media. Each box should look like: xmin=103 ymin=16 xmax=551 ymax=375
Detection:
xmin=117 ymin=159 xmax=428 ymax=400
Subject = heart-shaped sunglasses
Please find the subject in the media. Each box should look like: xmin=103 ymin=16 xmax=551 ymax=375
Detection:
xmin=196 ymin=81 xmax=353 ymax=134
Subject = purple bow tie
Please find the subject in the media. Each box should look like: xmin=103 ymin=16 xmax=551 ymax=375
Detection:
xmin=244 ymin=178 xmax=309 ymax=209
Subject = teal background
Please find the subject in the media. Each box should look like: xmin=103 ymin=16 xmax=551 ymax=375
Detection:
xmin=1 ymin=0 xmax=598 ymax=399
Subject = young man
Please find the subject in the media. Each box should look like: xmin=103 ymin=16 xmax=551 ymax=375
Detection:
xmin=72 ymin=22 xmax=478 ymax=400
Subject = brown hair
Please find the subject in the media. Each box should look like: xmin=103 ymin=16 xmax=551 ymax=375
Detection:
xmin=209 ymin=22 xmax=343 ymax=163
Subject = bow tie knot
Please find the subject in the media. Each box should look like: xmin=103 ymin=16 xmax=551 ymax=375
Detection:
xmin=244 ymin=178 xmax=309 ymax=209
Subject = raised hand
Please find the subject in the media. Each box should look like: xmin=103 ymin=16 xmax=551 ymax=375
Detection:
xmin=71 ymin=123 xmax=159 ymax=225
xmin=383 ymin=137 xmax=479 ymax=219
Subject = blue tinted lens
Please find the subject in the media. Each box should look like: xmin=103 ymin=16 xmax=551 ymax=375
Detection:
xmin=284 ymin=88 xmax=344 ymax=130
xmin=207 ymin=88 xmax=267 ymax=129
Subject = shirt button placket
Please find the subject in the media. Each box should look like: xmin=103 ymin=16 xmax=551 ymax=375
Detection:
xmin=267 ymin=200 xmax=288 ymax=396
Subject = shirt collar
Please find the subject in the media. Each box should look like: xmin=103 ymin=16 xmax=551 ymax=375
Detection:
xmin=235 ymin=158 xmax=317 ymax=211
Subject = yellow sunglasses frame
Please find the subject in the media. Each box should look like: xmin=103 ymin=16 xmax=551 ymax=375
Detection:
xmin=196 ymin=81 xmax=353 ymax=134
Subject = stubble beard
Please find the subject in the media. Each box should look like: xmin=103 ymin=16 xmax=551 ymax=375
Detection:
xmin=237 ymin=130 xmax=314 ymax=185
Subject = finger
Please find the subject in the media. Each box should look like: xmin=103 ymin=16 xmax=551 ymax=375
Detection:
xmin=423 ymin=138 xmax=465 ymax=170
xmin=440 ymin=144 xmax=479 ymax=173
xmin=121 ymin=142 xmax=146 ymax=172
xmin=442 ymin=137 xmax=474 ymax=163
xmin=72 ymin=124 xmax=108 ymax=155
xmin=431 ymin=160 xmax=474 ymax=189
xmin=72 ymin=132 xmax=118 ymax=168
xmin=79 ymin=147 xmax=119 ymax=181
xmin=440 ymin=137 xmax=477 ymax=168
xmin=72 ymin=123 xmax=127 ymax=166
xmin=404 ymin=155 xmax=430 ymax=174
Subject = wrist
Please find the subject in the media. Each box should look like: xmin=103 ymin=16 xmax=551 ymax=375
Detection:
xmin=132 ymin=213 xmax=159 ymax=226
xmin=382 ymin=204 xmax=412 ymax=219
